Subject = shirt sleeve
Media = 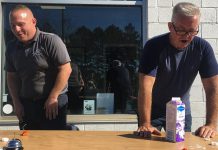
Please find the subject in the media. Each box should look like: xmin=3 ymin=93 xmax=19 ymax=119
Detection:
xmin=138 ymin=40 xmax=158 ymax=77
xmin=199 ymin=40 xmax=218 ymax=78
xmin=47 ymin=34 xmax=71 ymax=66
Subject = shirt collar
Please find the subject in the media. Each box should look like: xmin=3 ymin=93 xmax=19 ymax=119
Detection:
xmin=17 ymin=28 xmax=40 ymax=48
xmin=32 ymin=28 xmax=40 ymax=42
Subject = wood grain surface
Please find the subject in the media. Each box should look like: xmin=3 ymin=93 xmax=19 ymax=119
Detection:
xmin=0 ymin=131 xmax=217 ymax=150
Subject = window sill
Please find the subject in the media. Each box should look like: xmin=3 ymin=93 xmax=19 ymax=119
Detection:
xmin=0 ymin=114 xmax=138 ymax=125
xmin=67 ymin=114 xmax=138 ymax=123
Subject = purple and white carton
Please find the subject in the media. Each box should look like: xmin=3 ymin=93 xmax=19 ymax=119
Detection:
xmin=166 ymin=97 xmax=185 ymax=142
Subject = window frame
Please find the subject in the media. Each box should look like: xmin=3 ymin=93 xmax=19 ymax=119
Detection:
xmin=0 ymin=0 xmax=146 ymax=119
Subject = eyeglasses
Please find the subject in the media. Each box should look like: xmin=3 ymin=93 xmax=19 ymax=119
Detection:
xmin=172 ymin=23 xmax=199 ymax=36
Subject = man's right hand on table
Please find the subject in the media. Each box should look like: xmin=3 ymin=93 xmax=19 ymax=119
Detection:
xmin=135 ymin=124 xmax=161 ymax=138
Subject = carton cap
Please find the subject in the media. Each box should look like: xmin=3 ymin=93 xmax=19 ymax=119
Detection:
xmin=171 ymin=97 xmax=182 ymax=104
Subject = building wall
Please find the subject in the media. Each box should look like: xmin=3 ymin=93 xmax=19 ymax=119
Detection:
xmin=147 ymin=0 xmax=218 ymax=131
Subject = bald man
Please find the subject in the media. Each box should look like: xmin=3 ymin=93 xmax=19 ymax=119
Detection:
xmin=5 ymin=5 xmax=72 ymax=130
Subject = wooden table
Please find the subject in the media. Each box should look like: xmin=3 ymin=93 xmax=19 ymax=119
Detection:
xmin=0 ymin=131 xmax=217 ymax=150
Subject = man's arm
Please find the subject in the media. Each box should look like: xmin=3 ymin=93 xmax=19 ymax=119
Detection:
xmin=136 ymin=73 xmax=161 ymax=137
xmin=195 ymin=75 xmax=218 ymax=138
xmin=44 ymin=62 xmax=72 ymax=120
xmin=7 ymin=72 xmax=24 ymax=121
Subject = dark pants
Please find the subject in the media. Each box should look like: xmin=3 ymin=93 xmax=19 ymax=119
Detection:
xmin=67 ymin=86 xmax=82 ymax=114
xmin=19 ymin=93 xmax=68 ymax=130
xmin=113 ymin=89 xmax=129 ymax=113
xmin=151 ymin=114 xmax=192 ymax=132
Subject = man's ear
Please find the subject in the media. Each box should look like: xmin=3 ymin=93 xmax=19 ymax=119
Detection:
xmin=168 ymin=22 xmax=173 ymax=32
xmin=32 ymin=18 xmax=37 ymax=26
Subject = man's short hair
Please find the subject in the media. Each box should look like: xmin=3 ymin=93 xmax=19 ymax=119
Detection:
xmin=171 ymin=2 xmax=200 ymax=22
xmin=10 ymin=4 xmax=30 ymax=12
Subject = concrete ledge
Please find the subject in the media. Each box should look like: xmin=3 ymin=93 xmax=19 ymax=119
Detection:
xmin=68 ymin=114 xmax=138 ymax=131
xmin=67 ymin=114 xmax=138 ymax=123
xmin=0 ymin=114 xmax=138 ymax=131
xmin=0 ymin=114 xmax=138 ymax=125
xmin=0 ymin=116 xmax=18 ymax=125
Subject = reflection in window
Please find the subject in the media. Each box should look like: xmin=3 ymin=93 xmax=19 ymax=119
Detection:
xmin=2 ymin=4 xmax=142 ymax=115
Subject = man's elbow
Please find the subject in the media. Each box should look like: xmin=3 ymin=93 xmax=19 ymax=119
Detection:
xmin=66 ymin=63 xmax=72 ymax=76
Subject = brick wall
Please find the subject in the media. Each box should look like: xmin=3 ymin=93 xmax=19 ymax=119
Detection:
xmin=147 ymin=0 xmax=218 ymax=131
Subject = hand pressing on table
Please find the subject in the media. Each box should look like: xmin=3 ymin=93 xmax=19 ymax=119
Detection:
xmin=135 ymin=124 xmax=161 ymax=138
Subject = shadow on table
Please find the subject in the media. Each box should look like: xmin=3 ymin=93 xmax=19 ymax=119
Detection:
xmin=119 ymin=131 xmax=167 ymax=142
xmin=191 ymin=132 xmax=198 ymax=136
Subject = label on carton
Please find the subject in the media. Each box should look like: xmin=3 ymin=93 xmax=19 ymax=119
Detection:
xmin=166 ymin=97 xmax=185 ymax=142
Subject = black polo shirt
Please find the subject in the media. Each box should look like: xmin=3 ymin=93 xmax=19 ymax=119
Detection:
xmin=5 ymin=28 xmax=71 ymax=100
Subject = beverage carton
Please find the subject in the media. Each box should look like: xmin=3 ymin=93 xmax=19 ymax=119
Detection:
xmin=166 ymin=97 xmax=185 ymax=142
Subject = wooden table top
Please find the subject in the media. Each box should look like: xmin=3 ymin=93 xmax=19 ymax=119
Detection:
xmin=0 ymin=131 xmax=217 ymax=150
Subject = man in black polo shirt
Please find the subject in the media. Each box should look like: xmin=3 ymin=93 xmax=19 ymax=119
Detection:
xmin=137 ymin=2 xmax=218 ymax=138
xmin=5 ymin=5 xmax=72 ymax=129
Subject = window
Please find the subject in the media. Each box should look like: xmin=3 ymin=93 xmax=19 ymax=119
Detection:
xmin=2 ymin=3 xmax=142 ymax=115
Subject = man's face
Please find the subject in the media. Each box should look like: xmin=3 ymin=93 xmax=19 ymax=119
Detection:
xmin=9 ymin=9 xmax=36 ymax=44
xmin=168 ymin=15 xmax=199 ymax=49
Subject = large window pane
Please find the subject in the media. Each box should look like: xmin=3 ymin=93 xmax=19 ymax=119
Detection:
xmin=2 ymin=4 xmax=142 ymax=115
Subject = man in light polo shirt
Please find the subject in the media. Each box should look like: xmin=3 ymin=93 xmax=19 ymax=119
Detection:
xmin=5 ymin=4 xmax=72 ymax=130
